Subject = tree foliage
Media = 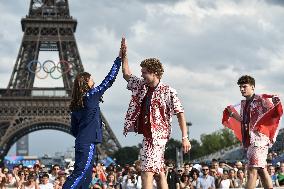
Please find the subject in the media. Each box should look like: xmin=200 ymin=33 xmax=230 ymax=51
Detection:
xmin=193 ymin=128 xmax=239 ymax=159
xmin=112 ymin=145 xmax=139 ymax=166
xmin=164 ymin=138 xmax=182 ymax=160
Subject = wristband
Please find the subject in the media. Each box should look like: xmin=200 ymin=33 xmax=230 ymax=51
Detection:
xmin=182 ymin=135 xmax=188 ymax=140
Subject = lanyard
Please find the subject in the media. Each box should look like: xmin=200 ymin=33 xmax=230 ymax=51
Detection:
xmin=144 ymin=83 xmax=159 ymax=115
xmin=241 ymin=94 xmax=255 ymax=147
xmin=145 ymin=89 xmax=153 ymax=115
xmin=242 ymin=94 xmax=255 ymax=125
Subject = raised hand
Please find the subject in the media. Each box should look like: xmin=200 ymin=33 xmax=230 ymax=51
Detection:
xmin=120 ymin=37 xmax=131 ymax=81
xmin=119 ymin=40 xmax=123 ymax=58
xmin=272 ymin=95 xmax=280 ymax=105
xmin=226 ymin=106 xmax=233 ymax=115
xmin=120 ymin=37 xmax=127 ymax=59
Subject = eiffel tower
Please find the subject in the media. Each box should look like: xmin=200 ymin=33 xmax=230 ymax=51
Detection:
xmin=0 ymin=0 xmax=121 ymax=162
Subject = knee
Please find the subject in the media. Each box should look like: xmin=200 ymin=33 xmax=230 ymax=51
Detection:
xmin=142 ymin=172 xmax=154 ymax=180
xmin=257 ymin=168 xmax=267 ymax=177
xmin=248 ymin=169 xmax=258 ymax=178
xmin=158 ymin=172 xmax=166 ymax=180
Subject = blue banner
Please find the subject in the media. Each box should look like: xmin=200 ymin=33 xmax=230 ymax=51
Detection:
xmin=4 ymin=156 xmax=38 ymax=169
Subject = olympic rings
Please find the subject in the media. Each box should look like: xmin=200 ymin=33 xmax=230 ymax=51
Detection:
xmin=42 ymin=60 xmax=56 ymax=73
xmin=27 ymin=60 xmax=41 ymax=73
xmin=27 ymin=60 xmax=48 ymax=79
xmin=36 ymin=69 xmax=49 ymax=79
xmin=26 ymin=59 xmax=71 ymax=79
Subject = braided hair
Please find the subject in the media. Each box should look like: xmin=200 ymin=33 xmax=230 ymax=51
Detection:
xmin=70 ymin=72 xmax=91 ymax=111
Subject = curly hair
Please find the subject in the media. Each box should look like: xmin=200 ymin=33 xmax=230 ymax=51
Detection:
xmin=180 ymin=173 xmax=190 ymax=182
xmin=237 ymin=75 xmax=255 ymax=86
xmin=70 ymin=72 xmax=91 ymax=111
xmin=190 ymin=169 xmax=200 ymax=178
xmin=140 ymin=58 xmax=164 ymax=79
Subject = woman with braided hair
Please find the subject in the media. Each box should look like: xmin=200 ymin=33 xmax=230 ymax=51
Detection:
xmin=62 ymin=39 xmax=124 ymax=189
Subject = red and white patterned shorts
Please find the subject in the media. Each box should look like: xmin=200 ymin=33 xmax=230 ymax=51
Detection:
xmin=140 ymin=138 xmax=167 ymax=173
xmin=247 ymin=133 xmax=269 ymax=168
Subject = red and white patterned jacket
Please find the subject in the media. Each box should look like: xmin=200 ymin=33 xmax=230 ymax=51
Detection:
xmin=240 ymin=94 xmax=274 ymax=146
xmin=123 ymin=75 xmax=184 ymax=139
xmin=240 ymin=94 xmax=273 ymax=131
xmin=222 ymin=94 xmax=282 ymax=147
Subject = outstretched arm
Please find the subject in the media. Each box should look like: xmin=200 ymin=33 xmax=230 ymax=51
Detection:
xmin=87 ymin=57 xmax=121 ymax=96
xmin=231 ymin=112 xmax=242 ymax=122
xmin=226 ymin=106 xmax=242 ymax=122
xmin=121 ymin=37 xmax=132 ymax=81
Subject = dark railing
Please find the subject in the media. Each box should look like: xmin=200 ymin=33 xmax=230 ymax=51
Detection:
xmin=0 ymin=88 xmax=71 ymax=97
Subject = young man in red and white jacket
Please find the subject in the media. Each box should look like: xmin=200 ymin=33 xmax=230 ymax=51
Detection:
xmin=226 ymin=75 xmax=282 ymax=189
xmin=120 ymin=38 xmax=191 ymax=189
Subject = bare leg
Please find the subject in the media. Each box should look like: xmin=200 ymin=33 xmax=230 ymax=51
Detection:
xmin=153 ymin=174 xmax=160 ymax=189
xmin=258 ymin=168 xmax=273 ymax=189
xmin=158 ymin=172 xmax=168 ymax=189
xmin=142 ymin=171 xmax=154 ymax=189
xmin=247 ymin=167 xmax=258 ymax=189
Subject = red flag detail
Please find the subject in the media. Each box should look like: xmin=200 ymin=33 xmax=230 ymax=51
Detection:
xmin=253 ymin=101 xmax=283 ymax=143
xmin=222 ymin=106 xmax=242 ymax=142
xmin=222 ymin=94 xmax=283 ymax=144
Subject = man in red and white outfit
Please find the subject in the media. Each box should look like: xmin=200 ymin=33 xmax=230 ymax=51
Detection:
xmin=120 ymin=38 xmax=191 ymax=189
xmin=224 ymin=75 xmax=283 ymax=189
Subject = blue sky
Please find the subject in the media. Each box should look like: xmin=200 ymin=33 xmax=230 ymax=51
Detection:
xmin=1 ymin=0 xmax=284 ymax=156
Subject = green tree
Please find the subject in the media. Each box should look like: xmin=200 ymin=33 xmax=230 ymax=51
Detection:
xmin=200 ymin=132 xmax=222 ymax=154
xmin=112 ymin=146 xmax=139 ymax=166
xmin=165 ymin=138 xmax=182 ymax=160
xmin=221 ymin=128 xmax=239 ymax=147
xmin=165 ymin=138 xmax=204 ymax=162
xmin=185 ymin=139 xmax=203 ymax=160
xmin=198 ymin=128 xmax=239 ymax=156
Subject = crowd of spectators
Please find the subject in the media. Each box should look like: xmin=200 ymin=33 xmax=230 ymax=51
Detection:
xmin=0 ymin=151 xmax=284 ymax=189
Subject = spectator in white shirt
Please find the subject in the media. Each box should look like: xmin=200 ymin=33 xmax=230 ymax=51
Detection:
xmin=49 ymin=165 xmax=60 ymax=184
xmin=39 ymin=173 xmax=53 ymax=189
xmin=197 ymin=165 xmax=215 ymax=189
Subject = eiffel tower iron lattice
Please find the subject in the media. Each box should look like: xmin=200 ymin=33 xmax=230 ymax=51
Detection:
xmin=0 ymin=0 xmax=121 ymax=161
